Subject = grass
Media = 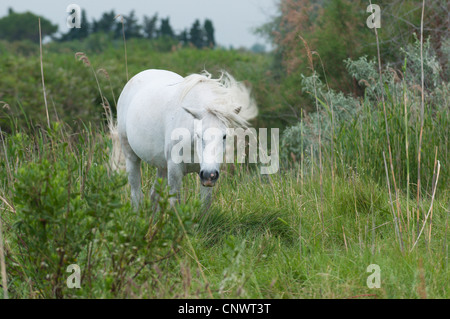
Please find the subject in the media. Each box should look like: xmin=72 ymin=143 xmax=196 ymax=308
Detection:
xmin=0 ymin=121 xmax=448 ymax=298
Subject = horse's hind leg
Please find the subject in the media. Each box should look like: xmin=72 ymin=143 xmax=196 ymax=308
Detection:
xmin=127 ymin=156 xmax=142 ymax=209
xmin=120 ymin=135 xmax=143 ymax=209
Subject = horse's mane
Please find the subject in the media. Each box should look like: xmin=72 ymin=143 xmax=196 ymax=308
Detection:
xmin=180 ymin=71 xmax=258 ymax=128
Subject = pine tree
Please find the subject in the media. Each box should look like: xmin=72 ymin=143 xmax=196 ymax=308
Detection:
xmin=92 ymin=10 xmax=118 ymax=35
xmin=204 ymin=19 xmax=215 ymax=48
xmin=159 ymin=17 xmax=175 ymax=38
xmin=178 ymin=28 xmax=189 ymax=45
xmin=119 ymin=10 xmax=142 ymax=39
xmin=189 ymin=19 xmax=204 ymax=48
xmin=143 ymin=13 xmax=158 ymax=39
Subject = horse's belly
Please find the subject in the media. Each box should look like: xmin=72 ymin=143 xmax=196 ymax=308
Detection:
xmin=126 ymin=108 xmax=168 ymax=168
xmin=128 ymin=136 xmax=167 ymax=168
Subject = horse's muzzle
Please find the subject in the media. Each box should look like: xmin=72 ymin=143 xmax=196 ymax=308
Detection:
xmin=199 ymin=170 xmax=219 ymax=187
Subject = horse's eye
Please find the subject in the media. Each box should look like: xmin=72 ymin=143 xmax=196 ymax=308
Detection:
xmin=223 ymin=135 xmax=227 ymax=140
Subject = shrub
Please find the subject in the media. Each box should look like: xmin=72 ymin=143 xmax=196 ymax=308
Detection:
xmin=5 ymin=125 xmax=197 ymax=298
xmin=281 ymin=36 xmax=449 ymax=190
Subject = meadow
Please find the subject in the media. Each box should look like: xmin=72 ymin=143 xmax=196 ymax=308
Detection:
xmin=0 ymin=29 xmax=448 ymax=298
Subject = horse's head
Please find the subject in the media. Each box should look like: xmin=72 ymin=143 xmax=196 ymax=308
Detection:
xmin=183 ymin=106 xmax=243 ymax=187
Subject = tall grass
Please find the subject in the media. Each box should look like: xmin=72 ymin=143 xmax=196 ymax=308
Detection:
xmin=1 ymin=84 xmax=448 ymax=298
xmin=280 ymin=1 xmax=448 ymax=275
xmin=0 ymin=110 xmax=448 ymax=298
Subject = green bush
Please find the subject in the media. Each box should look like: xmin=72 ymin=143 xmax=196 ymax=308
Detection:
xmin=11 ymin=156 xmax=119 ymax=297
xmin=4 ymin=124 xmax=197 ymax=298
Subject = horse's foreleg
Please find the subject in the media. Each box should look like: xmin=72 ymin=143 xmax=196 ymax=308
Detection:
xmin=167 ymin=162 xmax=183 ymax=207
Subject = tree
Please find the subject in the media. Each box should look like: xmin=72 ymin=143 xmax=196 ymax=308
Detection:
xmin=0 ymin=9 xmax=58 ymax=43
xmin=251 ymin=43 xmax=266 ymax=53
xmin=92 ymin=10 xmax=118 ymax=35
xmin=117 ymin=10 xmax=142 ymax=39
xmin=159 ymin=17 xmax=175 ymax=38
xmin=189 ymin=19 xmax=204 ymax=48
xmin=178 ymin=29 xmax=189 ymax=45
xmin=204 ymin=19 xmax=215 ymax=48
xmin=256 ymin=0 xmax=374 ymax=91
xmin=143 ymin=13 xmax=158 ymax=39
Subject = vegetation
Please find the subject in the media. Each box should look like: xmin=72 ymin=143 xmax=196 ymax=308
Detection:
xmin=256 ymin=0 xmax=449 ymax=112
xmin=0 ymin=1 xmax=448 ymax=299
xmin=281 ymin=39 xmax=449 ymax=189
xmin=0 ymin=38 xmax=273 ymax=132
xmin=0 ymin=9 xmax=57 ymax=43
xmin=59 ymin=8 xmax=216 ymax=50
xmin=0 ymin=123 xmax=448 ymax=298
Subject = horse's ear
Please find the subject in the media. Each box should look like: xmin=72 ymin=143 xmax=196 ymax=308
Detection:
xmin=234 ymin=106 xmax=242 ymax=115
xmin=183 ymin=106 xmax=203 ymax=120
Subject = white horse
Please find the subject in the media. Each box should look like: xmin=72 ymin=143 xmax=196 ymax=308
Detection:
xmin=110 ymin=69 xmax=258 ymax=208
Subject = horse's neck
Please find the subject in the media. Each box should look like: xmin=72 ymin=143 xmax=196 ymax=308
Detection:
xmin=180 ymin=83 xmax=217 ymax=110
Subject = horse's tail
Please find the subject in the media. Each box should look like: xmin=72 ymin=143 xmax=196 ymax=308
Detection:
xmin=104 ymin=100 xmax=126 ymax=172
xmin=109 ymin=121 xmax=126 ymax=172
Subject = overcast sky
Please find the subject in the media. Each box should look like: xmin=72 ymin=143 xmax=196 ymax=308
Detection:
xmin=0 ymin=0 xmax=278 ymax=48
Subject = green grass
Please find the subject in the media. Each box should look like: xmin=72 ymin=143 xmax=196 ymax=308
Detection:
xmin=188 ymin=168 xmax=448 ymax=299
xmin=0 ymin=122 xmax=448 ymax=299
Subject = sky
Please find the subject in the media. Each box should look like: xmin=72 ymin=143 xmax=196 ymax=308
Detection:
xmin=0 ymin=0 xmax=278 ymax=49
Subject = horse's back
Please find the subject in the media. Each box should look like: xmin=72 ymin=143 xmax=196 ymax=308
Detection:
xmin=118 ymin=69 xmax=182 ymax=115
xmin=118 ymin=68 xmax=183 ymax=132
xmin=123 ymin=69 xmax=183 ymax=92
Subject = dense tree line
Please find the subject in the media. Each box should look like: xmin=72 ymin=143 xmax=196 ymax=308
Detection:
xmin=0 ymin=8 xmax=216 ymax=49
xmin=60 ymin=9 xmax=216 ymax=48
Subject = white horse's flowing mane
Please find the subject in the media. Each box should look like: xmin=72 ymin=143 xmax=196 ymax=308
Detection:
xmin=180 ymin=71 xmax=258 ymax=128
